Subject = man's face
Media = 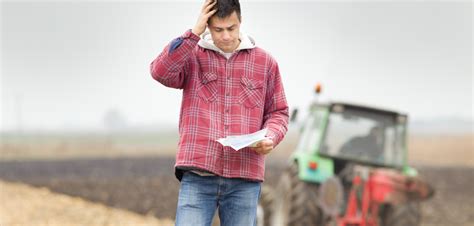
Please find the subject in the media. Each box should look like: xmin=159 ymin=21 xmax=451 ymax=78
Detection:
xmin=208 ymin=11 xmax=241 ymax=53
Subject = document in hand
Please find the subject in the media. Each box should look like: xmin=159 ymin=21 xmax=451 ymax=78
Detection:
xmin=216 ymin=128 xmax=268 ymax=151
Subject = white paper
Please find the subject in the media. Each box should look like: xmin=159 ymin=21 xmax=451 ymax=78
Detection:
xmin=217 ymin=128 xmax=268 ymax=151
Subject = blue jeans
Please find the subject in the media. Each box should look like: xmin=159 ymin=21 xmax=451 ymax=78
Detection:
xmin=175 ymin=171 xmax=261 ymax=226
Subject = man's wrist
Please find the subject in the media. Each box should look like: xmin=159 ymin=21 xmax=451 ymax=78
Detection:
xmin=191 ymin=28 xmax=201 ymax=36
xmin=183 ymin=29 xmax=201 ymax=42
xmin=265 ymin=129 xmax=277 ymax=144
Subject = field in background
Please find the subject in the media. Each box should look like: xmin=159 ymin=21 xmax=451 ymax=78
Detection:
xmin=1 ymin=129 xmax=472 ymax=167
xmin=0 ymin=130 xmax=179 ymax=161
xmin=408 ymin=134 xmax=473 ymax=166
xmin=1 ymin=129 xmax=472 ymax=226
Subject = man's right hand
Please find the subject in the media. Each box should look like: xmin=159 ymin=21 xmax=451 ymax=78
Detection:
xmin=192 ymin=0 xmax=218 ymax=36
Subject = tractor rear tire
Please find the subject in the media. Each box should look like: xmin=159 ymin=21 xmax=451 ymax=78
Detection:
xmin=381 ymin=202 xmax=421 ymax=226
xmin=257 ymin=185 xmax=274 ymax=226
xmin=271 ymin=163 xmax=323 ymax=226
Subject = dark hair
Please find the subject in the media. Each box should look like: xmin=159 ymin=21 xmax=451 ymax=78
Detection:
xmin=214 ymin=0 xmax=241 ymax=21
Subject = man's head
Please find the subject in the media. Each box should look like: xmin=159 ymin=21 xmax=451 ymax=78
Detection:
xmin=208 ymin=0 xmax=241 ymax=53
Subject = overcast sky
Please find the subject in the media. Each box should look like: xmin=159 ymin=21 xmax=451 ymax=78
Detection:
xmin=1 ymin=0 xmax=472 ymax=132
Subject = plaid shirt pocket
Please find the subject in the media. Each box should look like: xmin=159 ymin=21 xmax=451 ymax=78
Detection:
xmin=239 ymin=77 xmax=265 ymax=108
xmin=198 ymin=72 xmax=218 ymax=102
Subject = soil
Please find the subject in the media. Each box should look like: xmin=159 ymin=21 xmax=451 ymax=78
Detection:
xmin=0 ymin=180 xmax=173 ymax=226
xmin=0 ymin=156 xmax=472 ymax=226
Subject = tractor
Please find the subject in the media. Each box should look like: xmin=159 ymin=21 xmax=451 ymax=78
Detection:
xmin=264 ymin=84 xmax=434 ymax=226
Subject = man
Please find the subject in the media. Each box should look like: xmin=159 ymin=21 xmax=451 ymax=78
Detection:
xmin=340 ymin=125 xmax=385 ymax=162
xmin=149 ymin=0 xmax=289 ymax=225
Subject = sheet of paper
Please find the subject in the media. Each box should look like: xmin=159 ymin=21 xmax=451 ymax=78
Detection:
xmin=216 ymin=128 xmax=268 ymax=151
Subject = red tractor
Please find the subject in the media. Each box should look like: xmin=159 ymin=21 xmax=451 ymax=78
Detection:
xmin=263 ymin=84 xmax=434 ymax=226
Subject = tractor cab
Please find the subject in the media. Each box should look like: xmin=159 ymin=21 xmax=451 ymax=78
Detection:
xmin=313 ymin=102 xmax=407 ymax=169
xmin=290 ymin=84 xmax=415 ymax=184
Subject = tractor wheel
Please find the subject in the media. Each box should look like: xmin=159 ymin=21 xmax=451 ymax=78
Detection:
xmin=381 ymin=202 xmax=421 ymax=226
xmin=257 ymin=185 xmax=274 ymax=226
xmin=270 ymin=163 xmax=323 ymax=226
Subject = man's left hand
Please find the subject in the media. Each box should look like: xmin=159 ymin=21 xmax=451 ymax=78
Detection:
xmin=251 ymin=138 xmax=274 ymax=155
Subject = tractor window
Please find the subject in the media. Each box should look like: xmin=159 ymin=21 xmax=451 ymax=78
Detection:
xmin=321 ymin=107 xmax=403 ymax=167
xmin=394 ymin=123 xmax=407 ymax=164
xmin=296 ymin=107 xmax=327 ymax=154
xmin=382 ymin=126 xmax=398 ymax=165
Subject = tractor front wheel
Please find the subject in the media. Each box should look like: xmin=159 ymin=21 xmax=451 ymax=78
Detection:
xmin=270 ymin=163 xmax=323 ymax=226
xmin=257 ymin=185 xmax=274 ymax=226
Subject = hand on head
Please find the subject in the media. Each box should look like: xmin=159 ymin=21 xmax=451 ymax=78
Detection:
xmin=192 ymin=0 xmax=218 ymax=36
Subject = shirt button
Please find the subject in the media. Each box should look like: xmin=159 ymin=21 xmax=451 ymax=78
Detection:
xmin=225 ymin=109 xmax=230 ymax=113
xmin=225 ymin=125 xmax=229 ymax=130
xmin=226 ymin=92 xmax=230 ymax=96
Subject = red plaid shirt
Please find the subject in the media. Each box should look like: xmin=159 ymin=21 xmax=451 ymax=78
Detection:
xmin=150 ymin=30 xmax=289 ymax=181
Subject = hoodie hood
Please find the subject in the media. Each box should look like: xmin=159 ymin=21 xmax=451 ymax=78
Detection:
xmin=198 ymin=30 xmax=256 ymax=55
